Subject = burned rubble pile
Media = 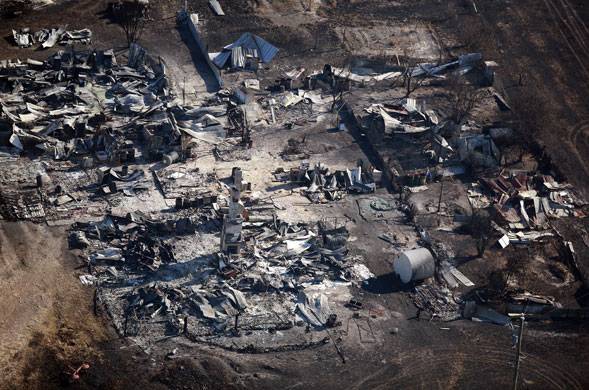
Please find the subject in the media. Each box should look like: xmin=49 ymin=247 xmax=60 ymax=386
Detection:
xmin=390 ymin=162 xmax=587 ymax=322
xmin=74 ymin=203 xmax=370 ymax=343
xmin=413 ymin=285 xmax=461 ymax=322
xmin=363 ymin=98 xmax=432 ymax=137
xmin=0 ymin=43 xmax=254 ymax=220
xmin=0 ymin=28 xmax=384 ymax=352
xmin=394 ymin=170 xmax=587 ymax=323
xmin=475 ymin=172 xmax=586 ymax=246
xmin=353 ymin=60 xmax=511 ymax=193
xmin=272 ymin=161 xmax=381 ymax=203
xmin=0 ymin=44 xmax=169 ymax=161
xmin=12 ymin=24 xmax=92 ymax=49
xmin=0 ymin=41 xmax=246 ymax=166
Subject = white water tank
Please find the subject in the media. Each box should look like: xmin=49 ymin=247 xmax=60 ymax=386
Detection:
xmin=393 ymin=248 xmax=435 ymax=283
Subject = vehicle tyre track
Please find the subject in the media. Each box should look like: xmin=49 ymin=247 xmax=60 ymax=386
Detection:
xmin=543 ymin=0 xmax=589 ymax=79
xmin=555 ymin=0 xmax=589 ymax=57
xmin=349 ymin=344 xmax=582 ymax=389
xmin=570 ymin=120 xmax=589 ymax=155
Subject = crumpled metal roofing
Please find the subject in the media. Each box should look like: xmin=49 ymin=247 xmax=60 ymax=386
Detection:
xmin=252 ymin=35 xmax=277 ymax=63
xmin=231 ymin=46 xmax=244 ymax=69
xmin=213 ymin=51 xmax=231 ymax=68
xmin=213 ymin=32 xmax=278 ymax=68
xmin=208 ymin=0 xmax=225 ymax=16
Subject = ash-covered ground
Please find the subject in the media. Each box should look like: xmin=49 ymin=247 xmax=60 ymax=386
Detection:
xmin=0 ymin=1 xmax=589 ymax=390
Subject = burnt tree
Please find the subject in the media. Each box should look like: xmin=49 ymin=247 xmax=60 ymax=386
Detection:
xmin=445 ymin=73 xmax=486 ymax=125
xmin=510 ymin=86 xmax=556 ymax=162
xmin=115 ymin=0 xmax=148 ymax=46
xmin=389 ymin=53 xmax=427 ymax=98
xmin=469 ymin=207 xmax=495 ymax=257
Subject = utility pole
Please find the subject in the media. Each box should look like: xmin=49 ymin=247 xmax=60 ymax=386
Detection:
xmin=437 ymin=174 xmax=445 ymax=213
xmin=512 ymin=314 xmax=525 ymax=390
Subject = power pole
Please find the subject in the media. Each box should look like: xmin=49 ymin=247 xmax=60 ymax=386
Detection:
xmin=512 ymin=314 xmax=525 ymax=390
xmin=437 ymin=174 xmax=444 ymax=213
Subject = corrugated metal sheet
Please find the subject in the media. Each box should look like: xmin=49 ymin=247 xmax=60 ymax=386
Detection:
xmin=242 ymin=47 xmax=258 ymax=58
xmin=224 ymin=32 xmax=251 ymax=50
xmin=379 ymin=107 xmax=402 ymax=134
xmin=208 ymin=0 xmax=225 ymax=16
xmin=253 ymin=35 xmax=278 ymax=63
xmin=213 ymin=51 xmax=231 ymax=68
xmin=231 ymin=46 xmax=245 ymax=69
xmin=217 ymin=32 xmax=278 ymax=68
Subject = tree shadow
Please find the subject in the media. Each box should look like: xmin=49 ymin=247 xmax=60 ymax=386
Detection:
xmin=453 ymin=254 xmax=480 ymax=266
xmin=361 ymin=272 xmax=413 ymax=294
xmin=265 ymin=183 xmax=296 ymax=192
xmin=3 ymin=35 xmax=15 ymax=46
xmin=96 ymin=4 xmax=117 ymax=25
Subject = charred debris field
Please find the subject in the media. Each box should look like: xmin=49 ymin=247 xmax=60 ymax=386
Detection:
xmin=0 ymin=0 xmax=589 ymax=389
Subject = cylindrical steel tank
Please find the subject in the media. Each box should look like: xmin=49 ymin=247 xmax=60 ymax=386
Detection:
xmin=393 ymin=248 xmax=435 ymax=283
xmin=163 ymin=151 xmax=179 ymax=165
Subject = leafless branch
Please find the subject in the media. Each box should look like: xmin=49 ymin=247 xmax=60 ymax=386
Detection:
xmin=444 ymin=73 xmax=486 ymax=124
xmin=115 ymin=0 xmax=148 ymax=46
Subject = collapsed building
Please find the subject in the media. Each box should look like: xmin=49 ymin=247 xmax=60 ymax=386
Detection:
xmin=72 ymin=172 xmax=371 ymax=348
xmin=272 ymin=161 xmax=380 ymax=203
xmin=320 ymin=49 xmax=588 ymax=323
xmin=0 ymin=38 xmax=374 ymax=351
xmin=12 ymin=24 xmax=92 ymax=48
